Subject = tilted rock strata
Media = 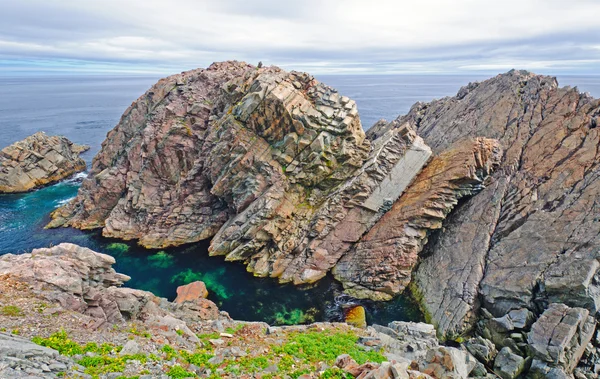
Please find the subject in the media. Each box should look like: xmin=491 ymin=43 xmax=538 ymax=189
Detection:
xmin=371 ymin=70 xmax=600 ymax=338
xmin=334 ymin=137 xmax=502 ymax=300
xmin=51 ymin=62 xmax=492 ymax=292
xmin=0 ymin=131 xmax=88 ymax=193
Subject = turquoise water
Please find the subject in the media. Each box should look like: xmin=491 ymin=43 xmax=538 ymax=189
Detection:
xmin=1 ymin=74 xmax=598 ymax=325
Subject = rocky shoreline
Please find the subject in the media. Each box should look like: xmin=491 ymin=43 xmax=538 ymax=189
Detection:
xmin=2 ymin=62 xmax=600 ymax=378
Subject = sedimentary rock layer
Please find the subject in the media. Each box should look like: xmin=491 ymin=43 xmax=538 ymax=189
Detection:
xmin=50 ymin=61 xmax=491 ymax=296
xmin=373 ymin=70 xmax=600 ymax=338
xmin=334 ymin=137 xmax=502 ymax=300
xmin=0 ymin=131 xmax=88 ymax=193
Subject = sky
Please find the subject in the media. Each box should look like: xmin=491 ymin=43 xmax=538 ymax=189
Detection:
xmin=1 ymin=0 xmax=599 ymax=76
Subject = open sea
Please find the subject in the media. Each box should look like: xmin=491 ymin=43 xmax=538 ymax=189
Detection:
xmin=1 ymin=73 xmax=598 ymax=325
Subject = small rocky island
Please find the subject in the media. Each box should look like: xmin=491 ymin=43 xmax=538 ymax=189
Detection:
xmin=0 ymin=131 xmax=89 ymax=193
xmin=2 ymin=61 xmax=600 ymax=378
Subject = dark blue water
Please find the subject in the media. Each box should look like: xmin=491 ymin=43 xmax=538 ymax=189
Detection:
xmin=1 ymin=73 xmax=598 ymax=325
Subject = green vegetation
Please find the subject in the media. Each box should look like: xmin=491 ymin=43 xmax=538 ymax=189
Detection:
xmin=128 ymin=325 xmax=151 ymax=339
xmin=32 ymin=331 xmax=150 ymax=378
xmin=166 ymin=365 xmax=195 ymax=378
xmin=147 ymin=250 xmax=175 ymax=269
xmin=274 ymin=330 xmax=385 ymax=365
xmin=32 ymin=330 xmax=119 ymax=356
xmin=1 ymin=305 xmax=23 ymax=316
xmin=107 ymin=242 xmax=130 ymax=254
xmin=31 ymin=328 xmax=382 ymax=379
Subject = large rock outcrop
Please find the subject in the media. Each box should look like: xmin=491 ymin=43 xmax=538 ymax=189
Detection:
xmin=48 ymin=61 xmax=497 ymax=299
xmin=0 ymin=243 xmax=222 ymax=328
xmin=0 ymin=131 xmax=88 ymax=193
xmin=369 ymin=70 xmax=600 ymax=339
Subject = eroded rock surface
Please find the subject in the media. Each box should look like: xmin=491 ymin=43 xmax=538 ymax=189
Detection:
xmin=0 ymin=243 xmax=223 ymax=330
xmin=0 ymin=131 xmax=88 ymax=193
xmin=49 ymin=61 xmax=496 ymax=296
xmin=370 ymin=70 xmax=600 ymax=338
xmin=334 ymin=137 xmax=501 ymax=300
xmin=527 ymin=303 xmax=595 ymax=377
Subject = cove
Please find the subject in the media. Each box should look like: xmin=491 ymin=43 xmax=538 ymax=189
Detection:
xmin=0 ymin=175 xmax=422 ymax=326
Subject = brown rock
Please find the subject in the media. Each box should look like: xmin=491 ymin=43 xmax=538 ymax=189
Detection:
xmin=334 ymin=137 xmax=501 ymax=300
xmin=0 ymin=131 xmax=88 ymax=193
xmin=174 ymin=281 xmax=209 ymax=303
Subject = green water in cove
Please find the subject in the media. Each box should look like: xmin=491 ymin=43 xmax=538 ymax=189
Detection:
xmin=1 ymin=74 xmax=599 ymax=325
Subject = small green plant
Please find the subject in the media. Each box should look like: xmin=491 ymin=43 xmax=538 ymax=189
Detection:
xmin=166 ymin=365 xmax=195 ymax=378
xmin=175 ymin=329 xmax=184 ymax=336
xmin=11 ymin=328 xmax=20 ymax=335
xmin=1 ymin=305 xmax=23 ymax=316
xmin=161 ymin=344 xmax=178 ymax=360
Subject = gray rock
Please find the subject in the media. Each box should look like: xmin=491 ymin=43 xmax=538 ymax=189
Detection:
xmin=527 ymin=304 xmax=596 ymax=375
xmin=119 ymin=340 xmax=140 ymax=356
xmin=465 ymin=336 xmax=497 ymax=365
xmin=493 ymin=347 xmax=526 ymax=379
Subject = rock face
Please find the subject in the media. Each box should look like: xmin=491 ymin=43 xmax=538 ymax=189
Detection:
xmin=0 ymin=243 xmax=223 ymax=329
xmin=334 ymin=137 xmax=501 ymax=300
xmin=48 ymin=61 xmax=499 ymax=301
xmin=0 ymin=131 xmax=88 ymax=193
xmin=369 ymin=70 xmax=600 ymax=338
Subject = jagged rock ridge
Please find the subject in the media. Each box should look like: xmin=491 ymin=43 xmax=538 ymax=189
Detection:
xmin=370 ymin=70 xmax=600 ymax=342
xmin=49 ymin=61 xmax=496 ymax=300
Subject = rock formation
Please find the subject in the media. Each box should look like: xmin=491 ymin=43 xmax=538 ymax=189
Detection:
xmin=48 ymin=61 xmax=498 ymax=302
xmin=0 ymin=243 xmax=222 ymax=329
xmin=0 ymin=131 xmax=89 ymax=193
xmin=333 ymin=137 xmax=501 ymax=300
xmin=369 ymin=70 xmax=600 ymax=341
xmin=41 ymin=63 xmax=600 ymax=376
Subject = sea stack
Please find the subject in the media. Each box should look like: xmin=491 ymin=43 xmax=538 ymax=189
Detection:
xmin=0 ymin=131 xmax=89 ymax=193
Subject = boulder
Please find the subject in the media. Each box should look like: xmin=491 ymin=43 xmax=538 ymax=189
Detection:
xmin=174 ymin=281 xmax=209 ymax=303
xmin=527 ymin=304 xmax=596 ymax=376
xmin=345 ymin=305 xmax=367 ymax=328
xmin=0 ymin=131 xmax=88 ymax=193
xmin=493 ymin=347 xmax=526 ymax=379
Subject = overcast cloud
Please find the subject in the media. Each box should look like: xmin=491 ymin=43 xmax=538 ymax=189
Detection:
xmin=1 ymin=0 xmax=599 ymax=75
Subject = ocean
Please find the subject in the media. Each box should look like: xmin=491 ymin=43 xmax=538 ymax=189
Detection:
xmin=1 ymin=73 xmax=598 ymax=325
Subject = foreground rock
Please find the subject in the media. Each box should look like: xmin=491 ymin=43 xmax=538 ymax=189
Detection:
xmin=0 ymin=243 xmax=467 ymax=378
xmin=0 ymin=243 xmax=223 ymax=331
xmin=0 ymin=131 xmax=89 ymax=193
xmin=0 ymin=332 xmax=84 ymax=378
xmin=49 ymin=61 xmax=499 ymax=301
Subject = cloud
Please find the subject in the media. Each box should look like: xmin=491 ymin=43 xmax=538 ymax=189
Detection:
xmin=0 ymin=0 xmax=599 ymax=74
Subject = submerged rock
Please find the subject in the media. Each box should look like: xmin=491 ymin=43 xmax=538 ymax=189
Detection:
xmin=0 ymin=131 xmax=88 ymax=193
xmin=344 ymin=305 xmax=367 ymax=328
